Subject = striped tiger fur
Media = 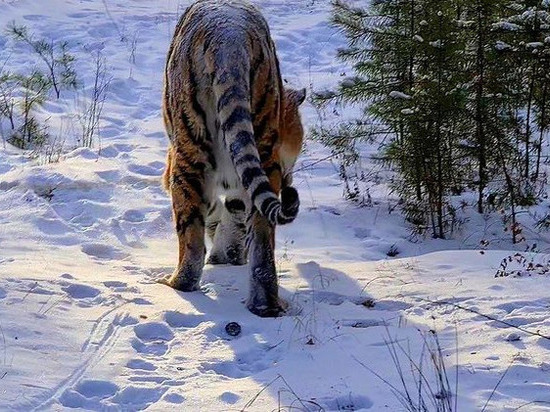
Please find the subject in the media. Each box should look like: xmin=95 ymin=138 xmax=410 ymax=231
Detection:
xmin=162 ymin=0 xmax=305 ymax=317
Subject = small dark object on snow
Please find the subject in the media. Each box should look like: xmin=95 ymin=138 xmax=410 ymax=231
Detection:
xmin=225 ymin=322 xmax=241 ymax=337
xmin=362 ymin=298 xmax=376 ymax=308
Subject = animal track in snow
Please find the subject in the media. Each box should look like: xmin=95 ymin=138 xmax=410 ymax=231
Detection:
xmin=103 ymin=280 xmax=127 ymax=289
xmin=163 ymin=311 xmax=205 ymax=329
xmin=121 ymin=209 xmax=146 ymax=222
xmin=131 ymin=321 xmax=171 ymax=356
xmin=134 ymin=322 xmax=174 ymax=342
xmin=35 ymin=217 xmax=73 ymax=236
xmin=340 ymin=319 xmax=386 ymax=329
xmin=62 ymin=283 xmax=101 ymax=299
xmin=128 ymin=163 xmax=164 ymax=177
xmin=200 ymin=343 xmax=280 ymax=379
xmin=354 ymin=227 xmax=371 ymax=239
xmin=127 ymin=359 xmax=157 ymax=371
xmin=96 ymin=170 xmax=122 ymax=182
xmin=495 ymin=299 xmax=550 ymax=313
xmin=22 ymin=14 xmax=42 ymax=21
xmin=321 ymin=394 xmax=373 ymax=411
xmin=163 ymin=393 xmax=185 ymax=404
xmin=74 ymin=379 xmax=119 ymax=399
xmin=81 ymin=243 xmax=129 ymax=260
xmin=58 ymin=390 xmax=87 ymax=408
xmin=111 ymin=385 xmax=167 ymax=408
xmin=374 ymin=299 xmax=413 ymax=311
xmin=34 ymin=306 xmax=131 ymax=410
xmin=220 ymin=392 xmax=240 ymax=404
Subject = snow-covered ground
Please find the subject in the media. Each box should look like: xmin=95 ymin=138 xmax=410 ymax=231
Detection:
xmin=0 ymin=0 xmax=549 ymax=411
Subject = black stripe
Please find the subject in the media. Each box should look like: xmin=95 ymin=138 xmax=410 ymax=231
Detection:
xmin=225 ymin=199 xmax=246 ymax=213
xmin=260 ymin=196 xmax=278 ymax=216
xmin=180 ymin=107 xmax=195 ymax=139
xmin=176 ymin=206 xmax=204 ymax=234
xmin=236 ymin=153 xmax=260 ymax=167
xmin=258 ymin=131 xmax=278 ymax=161
xmin=254 ymin=84 xmax=272 ymax=118
xmin=207 ymin=202 xmax=218 ymax=215
xmin=185 ymin=175 xmax=203 ymax=196
xmin=172 ymin=172 xmax=203 ymax=196
xmin=268 ymin=202 xmax=279 ymax=223
xmin=251 ymin=181 xmax=272 ymax=204
xmin=246 ymin=209 xmax=256 ymax=223
xmin=254 ymin=115 xmax=269 ymax=140
xmin=277 ymin=216 xmax=294 ymax=225
xmin=206 ymin=149 xmax=216 ymax=170
xmin=217 ymin=86 xmax=247 ymax=112
xmin=188 ymin=50 xmax=210 ymax=143
xmin=229 ymin=131 xmax=254 ymax=157
xmin=203 ymin=33 xmax=214 ymax=55
xmin=222 ymin=107 xmax=251 ymax=132
xmin=249 ymin=47 xmax=264 ymax=97
xmin=216 ymin=70 xmax=229 ymax=85
xmin=180 ymin=110 xmax=216 ymax=170
xmin=263 ymin=197 xmax=279 ymax=218
xmin=191 ymin=137 xmax=215 ymax=167
xmin=170 ymin=149 xmax=204 ymax=172
xmin=180 ymin=186 xmax=191 ymax=200
xmin=216 ymin=65 xmax=242 ymax=86
xmin=241 ymin=167 xmax=264 ymax=189
xmin=263 ymin=163 xmax=282 ymax=177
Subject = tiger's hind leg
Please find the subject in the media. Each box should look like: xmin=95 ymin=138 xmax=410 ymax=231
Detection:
xmin=207 ymin=192 xmax=249 ymax=266
xmin=246 ymin=161 xmax=287 ymax=317
xmin=246 ymin=210 xmax=287 ymax=317
xmin=165 ymin=149 xmax=209 ymax=292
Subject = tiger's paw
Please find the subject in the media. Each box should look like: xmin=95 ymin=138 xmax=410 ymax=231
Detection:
xmin=280 ymin=186 xmax=299 ymax=221
xmin=247 ymin=297 xmax=288 ymax=318
xmin=160 ymin=271 xmax=201 ymax=292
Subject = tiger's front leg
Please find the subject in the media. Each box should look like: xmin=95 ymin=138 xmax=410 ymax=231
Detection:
xmin=166 ymin=150 xmax=207 ymax=292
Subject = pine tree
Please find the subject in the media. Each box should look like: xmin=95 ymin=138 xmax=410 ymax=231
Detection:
xmin=318 ymin=0 xmax=550 ymax=242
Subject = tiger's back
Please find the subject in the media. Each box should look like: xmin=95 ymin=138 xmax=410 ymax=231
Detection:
xmin=162 ymin=0 xmax=305 ymax=317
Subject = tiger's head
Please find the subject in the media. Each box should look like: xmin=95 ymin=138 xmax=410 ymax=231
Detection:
xmin=280 ymin=87 xmax=306 ymax=181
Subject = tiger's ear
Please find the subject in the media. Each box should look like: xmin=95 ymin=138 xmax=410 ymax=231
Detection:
xmin=295 ymin=88 xmax=306 ymax=106
xmin=288 ymin=88 xmax=307 ymax=106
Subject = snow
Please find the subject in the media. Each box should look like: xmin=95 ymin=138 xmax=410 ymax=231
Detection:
xmin=0 ymin=0 xmax=550 ymax=411
xmin=493 ymin=21 xmax=522 ymax=31
xmin=389 ymin=91 xmax=412 ymax=100
xmin=526 ymin=42 xmax=545 ymax=48
xmin=496 ymin=40 xmax=513 ymax=51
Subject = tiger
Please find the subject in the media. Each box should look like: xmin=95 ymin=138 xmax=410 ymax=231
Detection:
xmin=162 ymin=0 xmax=306 ymax=317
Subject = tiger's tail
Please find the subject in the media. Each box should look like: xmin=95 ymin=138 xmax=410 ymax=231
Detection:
xmin=213 ymin=58 xmax=298 ymax=226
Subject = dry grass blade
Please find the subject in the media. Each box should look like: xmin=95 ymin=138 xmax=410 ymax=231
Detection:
xmin=240 ymin=374 xmax=324 ymax=412
xmin=481 ymin=354 xmax=518 ymax=412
